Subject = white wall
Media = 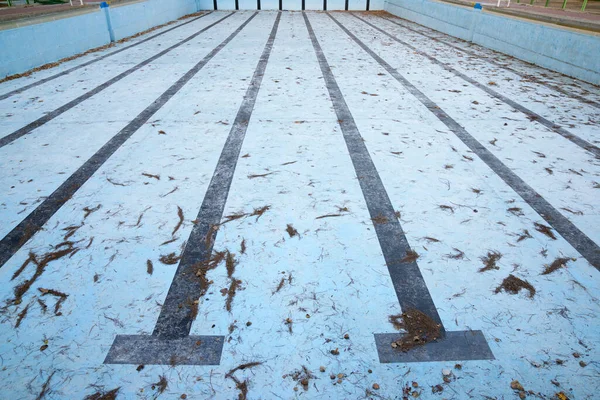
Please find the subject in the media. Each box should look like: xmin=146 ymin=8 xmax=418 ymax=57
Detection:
xmin=384 ymin=0 xmax=600 ymax=84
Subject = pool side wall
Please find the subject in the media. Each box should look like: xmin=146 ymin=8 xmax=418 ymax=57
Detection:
xmin=384 ymin=0 xmax=600 ymax=84
xmin=0 ymin=0 xmax=198 ymax=78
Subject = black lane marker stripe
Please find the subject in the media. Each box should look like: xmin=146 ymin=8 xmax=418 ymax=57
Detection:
xmin=0 ymin=12 xmax=213 ymax=102
xmin=106 ymin=12 xmax=280 ymax=365
xmin=323 ymin=0 xmax=327 ymax=10
xmin=379 ymin=15 xmax=600 ymax=110
xmin=236 ymin=0 xmax=239 ymax=9
xmin=345 ymin=0 xmax=349 ymax=10
xmin=152 ymin=11 xmax=280 ymax=340
xmin=329 ymin=13 xmax=600 ymax=272
xmin=0 ymin=13 xmax=234 ymax=150
xmin=366 ymin=0 xmax=370 ymax=10
xmin=302 ymin=0 xmax=305 ymax=10
xmin=351 ymin=14 xmax=600 ymax=158
xmin=0 ymin=12 xmax=256 ymax=272
xmin=304 ymin=12 xmax=493 ymax=363
xmin=279 ymin=0 xmax=282 ymax=10
xmin=258 ymin=0 xmax=261 ymax=9
xmin=214 ymin=0 xmax=218 ymax=10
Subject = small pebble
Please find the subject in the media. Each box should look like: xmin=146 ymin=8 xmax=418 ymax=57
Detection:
xmin=442 ymin=368 xmax=451 ymax=376
xmin=320 ymin=366 xmax=326 ymax=372
xmin=372 ymin=383 xmax=380 ymax=390
xmin=344 ymin=333 xmax=350 ymax=339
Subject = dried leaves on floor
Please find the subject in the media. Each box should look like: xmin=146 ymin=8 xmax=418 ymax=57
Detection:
xmin=389 ymin=309 xmax=441 ymax=352
xmin=495 ymin=274 xmax=536 ymax=298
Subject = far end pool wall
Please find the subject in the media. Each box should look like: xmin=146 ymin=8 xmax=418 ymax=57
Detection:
xmin=196 ymin=0 xmax=383 ymax=11
xmin=0 ymin=0 xmax=198 ymax=78
xmin=384 ymin=0 xmax=600 ymax=85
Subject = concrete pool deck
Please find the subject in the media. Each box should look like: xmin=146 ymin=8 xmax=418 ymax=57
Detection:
xmin=0 ymin=10 xmax=599 ymax=399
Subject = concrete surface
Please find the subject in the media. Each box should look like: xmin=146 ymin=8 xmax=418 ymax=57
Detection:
xmin=0 ymin=10 xmax=599 ymax=399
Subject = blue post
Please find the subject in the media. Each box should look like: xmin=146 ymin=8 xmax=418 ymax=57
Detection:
xmin=100 ymin=2 xmax=115 ymax=43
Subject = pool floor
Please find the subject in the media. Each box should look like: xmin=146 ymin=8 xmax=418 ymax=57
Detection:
xmin=0 ymin=10 xmax=599 ymax=399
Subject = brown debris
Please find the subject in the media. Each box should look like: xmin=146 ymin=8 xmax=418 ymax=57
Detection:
xmin=226 ymin=251 xmax=237 ymax=278
xmin=62 ymin=224 xmax=83 ymax=240
xmin=542 ymin=257 xmax=571 ymax=275
xmin=13 ymin=246 xmax=76 ymax=305
xmin=371 ymin=214 xmax=389 ymax=224
xmin=35 ymin=372 xmax=55 ymax=400
xmin=316 ymin=213 xmax=344 ymax=219
xmin=273 ymin=273 xmax=292 ymax=295
xmin=221 ymin=212 xmax=248 ymax=225
xmin=495 ymin=274 xmax=536 ymax=298
xmin=159 ymin=252 xmax=181 ymax=265
xmin=142 ymin=172 xmax=160 ymax=180
xmin=225 ymin=279 xmax=242 ymax=312
xmin=172 ymin=206 xmax=184 ymax=236
xmin=240 ymin=239 xmax=246 ymax=254
xmin=479 ymin=251 xmax=502 ymax=272
xmin=38 ymin=288 xmax=68 ymax=316
xmin=247 ymin=172 xmax=274 ymax=179
xmin=37 ymin=298 xmax=48 ymax=314
xmin=225 ymin=362 xmax=262 ymax=400
xmin=187 ymin=298 xmax=199 ymax=321
xmin=389 ymin=309 xmax=441 ymax=352
xmin=15 ymin=303 xmax=30 ymax=328
xmin=147 ymin=260 xmax=154 ymax=275
xmin=507 ymin=207 xmax=524 ymax=216
xmin=423 ymin=237 xmax=440 ymax=243
xmin=152 ymin=375 xmax=168 ymax=395
xmin=534 ymin=222 xmax=557 ymax=240
xmin=250 ymin=205 xmax=270 ymax=221
xmin=285 ymin=317 xmax=293 ymax=334
xmin=83 ymin=204 xmax=101 ymax=219
xmin=401 ymin=250 xmax=420 ymax=263
xmin=517 ymin=229 xmax=532 ymax=242
xmin=286 ymin=224 xmax=299 ymax=238
xmin=194 ymin=251 xmax=226 ymax=297
xmin=84 ymin=388 xmax=120 ymax=400
xmin=388 ymin=314 xmax=404 ymax=330
xmin=560 ymin=207 xmax=583 ymax=216
xmin=439 ymin=205 xmax=454 ymax=213
xmin=288 ymin=366 xmax=315 ymax=391
xmin=11 ymin=251 xmax=36 ymax=281
xmin=446 ymin=248 xmax=465 ymax=259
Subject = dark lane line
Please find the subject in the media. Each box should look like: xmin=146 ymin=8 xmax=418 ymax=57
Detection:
xmin=0 ymin=13 xmax=258 ymax=271
xmin=329 ymin=13 xmax=600 ymax=271
xmin=0 ymin=12 xmax=213 ymax=102
xmin=351 ymin=13 xmax=600 ymax=158
xmin=0 ymin=12 xmax=235 ymax=149
xmin=304 ymin=12 xmax=493 ymax=362
xmin=105 ymin=12 xmax=281 ymax=365
xmin=378 ymin=14 xmax=600 ymax=110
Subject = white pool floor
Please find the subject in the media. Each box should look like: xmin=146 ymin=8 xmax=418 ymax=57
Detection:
xmin=0 ymin=10 xmax=599 ymax=400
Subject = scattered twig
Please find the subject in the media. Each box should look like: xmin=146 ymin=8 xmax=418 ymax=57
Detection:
xmin=479 ymin=251 xmax=502 ymax=272
xmin=534 ymin=222 xmax=557 ymax=240
xmin=147 ymin=260 xmax=154 ymax=275
xmin=542 ymin=258 xmax=571 ymax=275
xmin=172 ymin=206 xmax=184 ymax=236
